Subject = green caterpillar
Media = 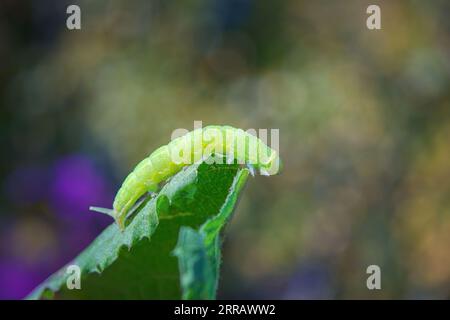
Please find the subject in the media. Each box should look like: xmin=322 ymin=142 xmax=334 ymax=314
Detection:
xmin=91 ymin=125 xmax=280 ymax=230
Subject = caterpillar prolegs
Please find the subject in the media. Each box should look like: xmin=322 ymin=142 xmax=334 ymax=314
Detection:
xmin=90 ymin=125 xmax=281 ymax=230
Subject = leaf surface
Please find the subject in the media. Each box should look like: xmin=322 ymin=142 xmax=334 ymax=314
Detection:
xmin=27 ymin=161 xmax=248 ymax=299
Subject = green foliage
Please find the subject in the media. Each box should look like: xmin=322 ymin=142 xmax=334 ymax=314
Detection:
xmin=27 ymin=160 xmax=249 ymax=299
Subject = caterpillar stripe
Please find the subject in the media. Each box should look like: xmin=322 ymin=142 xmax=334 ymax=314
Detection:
xmin=90 ymin=125 xmax=281 ymax=230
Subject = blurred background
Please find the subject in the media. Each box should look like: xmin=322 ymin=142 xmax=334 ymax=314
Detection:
xmin=0 ymin=0 xmax=449 ymax=299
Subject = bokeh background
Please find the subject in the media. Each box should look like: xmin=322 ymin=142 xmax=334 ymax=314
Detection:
xmin=1 ymin=0 xmax=449 ymax=299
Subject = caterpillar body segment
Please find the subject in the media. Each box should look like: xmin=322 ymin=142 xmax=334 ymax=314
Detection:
xmin=93 ymin=125 xmax=280 ymax=230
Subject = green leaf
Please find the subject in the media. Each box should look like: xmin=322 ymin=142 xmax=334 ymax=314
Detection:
xmin=27 ymin=160 xmax=249 ymax=299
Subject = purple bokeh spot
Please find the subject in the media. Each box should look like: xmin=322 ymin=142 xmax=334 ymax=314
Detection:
xmin=4 ymin=166 xmax=49 ymax=205
xmin=0 ymin=154 xmax=115 ymax=299
xmin=49 ymin=155 xmax=114 ymax=262
xmin=0 ymin=261 xmax=41 ymax=299
xmin=283 ymin=261 xmax=333 ymax=299
xmin=50 ymin=155 xmax=113 ymax=223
